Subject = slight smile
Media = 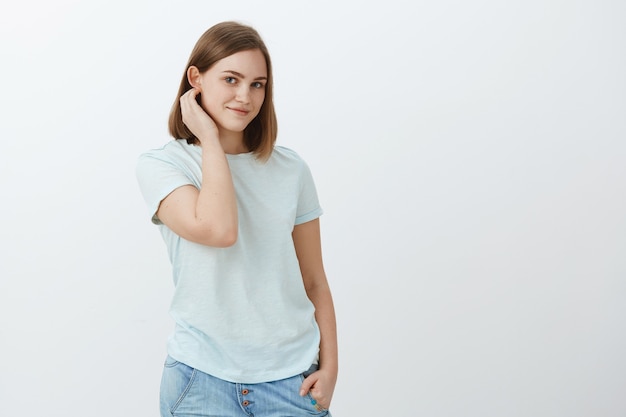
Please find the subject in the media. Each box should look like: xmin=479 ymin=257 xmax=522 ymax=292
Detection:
xmin=227 ymin=107 xmax=250 ymax=116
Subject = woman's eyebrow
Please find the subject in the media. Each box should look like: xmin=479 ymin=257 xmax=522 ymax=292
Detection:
xmin=222 ymin=70 xmax=267 ymax=81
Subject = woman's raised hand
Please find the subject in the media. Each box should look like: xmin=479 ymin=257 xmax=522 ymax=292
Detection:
xmin=180 ymin=88 xmax=219 ymax=144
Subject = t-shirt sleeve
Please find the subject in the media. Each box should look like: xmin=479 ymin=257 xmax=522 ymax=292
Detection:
xmin=294 ymin=159 xmax=324 ymax=225
xmin=135 ymin=151 xmax=195 ymax=225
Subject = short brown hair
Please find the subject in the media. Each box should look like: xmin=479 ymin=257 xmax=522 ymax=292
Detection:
xmin=168 ymin=21 xmax=277 ymax=160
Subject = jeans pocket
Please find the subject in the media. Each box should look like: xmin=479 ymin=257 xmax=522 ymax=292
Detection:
xmin=302 ymin=363 xmax=319 ymax=379
xmin=164 ymin=355 xmax=180 ymax=368
xmin=160 ymin=357 xmax=197 ymax=416
xmin=299 ymin=365 xmax=329 ymax=414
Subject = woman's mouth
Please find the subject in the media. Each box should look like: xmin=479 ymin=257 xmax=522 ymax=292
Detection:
xmin=227 ymin=107 xmax=250 ymax=116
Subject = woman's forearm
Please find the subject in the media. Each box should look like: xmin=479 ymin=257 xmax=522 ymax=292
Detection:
xmin=195 ymin=136 xmax=239 ymax=246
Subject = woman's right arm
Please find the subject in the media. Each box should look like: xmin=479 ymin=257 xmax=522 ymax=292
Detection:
xmin=156 ymin=89 xmax=238 ymax=247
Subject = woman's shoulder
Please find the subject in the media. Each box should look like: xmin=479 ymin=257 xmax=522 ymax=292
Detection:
xmin=271 ymin=145 xmax=307 ymax=164
xmin=139 ymin=139 xmax=198 ymax=162
xmin=268 ymin=146 xmax=317 ymax=181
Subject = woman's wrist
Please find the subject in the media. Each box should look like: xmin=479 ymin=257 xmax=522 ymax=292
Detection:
xmin=199 ymin=133 xmax=222 ymax=151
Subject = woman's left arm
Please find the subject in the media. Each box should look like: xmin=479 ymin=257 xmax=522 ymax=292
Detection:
xmin=293 ymin=218 xmax=338 ymax=409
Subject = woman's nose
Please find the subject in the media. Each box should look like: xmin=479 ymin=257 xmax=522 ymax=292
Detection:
xmin=235 ymin=86 xmax=250 ymax=103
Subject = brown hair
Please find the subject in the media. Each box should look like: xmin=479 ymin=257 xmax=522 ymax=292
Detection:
xmin=168 ymin=21 xmax=277 ymax=160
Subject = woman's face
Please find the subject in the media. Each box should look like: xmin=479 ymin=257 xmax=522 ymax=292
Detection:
xmin=196 ymin=49 xmax=267 ymax=137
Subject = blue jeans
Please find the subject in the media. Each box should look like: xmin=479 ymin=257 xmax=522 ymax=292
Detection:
xmin=159 ymin=356 xmax=331 ymax=417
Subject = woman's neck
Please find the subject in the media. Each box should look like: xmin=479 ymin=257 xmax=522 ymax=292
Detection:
xmin=218 ymin=130 xmax=249 ymax=154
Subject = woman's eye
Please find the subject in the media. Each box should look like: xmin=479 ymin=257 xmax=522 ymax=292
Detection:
xmin=225 ymin=77 xmax=236 ymax=84
xmin=252 ymin=82 xmax=264 ymax=89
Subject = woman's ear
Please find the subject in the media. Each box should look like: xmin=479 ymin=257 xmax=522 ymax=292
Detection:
xmin=187 ymin=66 xmax=202 ymax=91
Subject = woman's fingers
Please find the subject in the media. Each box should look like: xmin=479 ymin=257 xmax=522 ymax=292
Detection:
xmin=180 ymin=89 xmax=218 ymax=141
xmin=180 ymin=89 xmax=198 ymax=121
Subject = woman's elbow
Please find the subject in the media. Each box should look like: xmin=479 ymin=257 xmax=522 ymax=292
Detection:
xmin=197 ymin=224 xmax=238 ymax=248
xmin=214 ymin=227 xmax=238 ymax=247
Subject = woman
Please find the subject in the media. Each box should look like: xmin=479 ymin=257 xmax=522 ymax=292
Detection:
xmin=136 ymin=21 xmax=337 ymax=417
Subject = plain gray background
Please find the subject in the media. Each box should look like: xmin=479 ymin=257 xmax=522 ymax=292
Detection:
xmin=1 ymin=0 xmax=624 ymax=416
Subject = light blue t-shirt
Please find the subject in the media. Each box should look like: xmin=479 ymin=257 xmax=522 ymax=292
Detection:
xmin=136 ymin=139 xmax=323 ymax=383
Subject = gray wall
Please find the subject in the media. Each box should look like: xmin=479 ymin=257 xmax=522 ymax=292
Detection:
xmin=1 ymin=0 xmax=624 ymax=415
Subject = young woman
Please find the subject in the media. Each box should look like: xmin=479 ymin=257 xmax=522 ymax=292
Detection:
xmin=136 ymin=21 xmax=337 ymax=416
